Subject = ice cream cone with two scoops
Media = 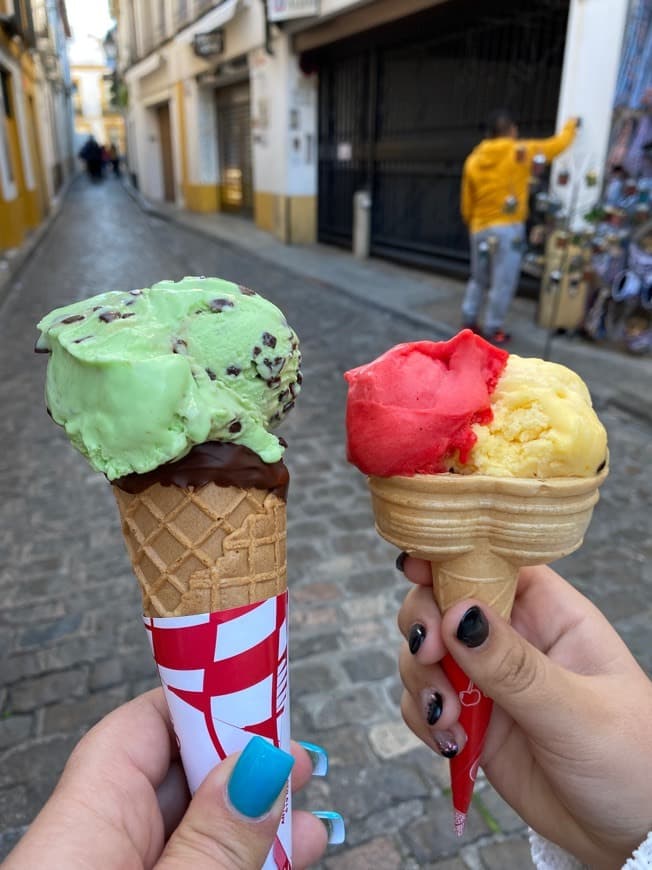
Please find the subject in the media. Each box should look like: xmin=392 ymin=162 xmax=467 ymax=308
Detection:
xmin=345 ymin=330 xmax=609 ymax=832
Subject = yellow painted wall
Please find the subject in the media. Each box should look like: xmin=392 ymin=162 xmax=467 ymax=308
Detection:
xmin=186 ymin=184 xmax=219 ymax=212
xmin=255 ymin=192 xmax=317 ymax=244
xmin=0 ymin=45 xmax=51 ymax=251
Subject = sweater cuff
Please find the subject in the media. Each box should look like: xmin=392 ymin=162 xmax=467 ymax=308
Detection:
xmin=528 ymin=830 xmax=587 ymax=869
xmin=529 ymin=829 xmax=652 ymax=869
xmin=624 ymin=830 xmax=652 ymax=868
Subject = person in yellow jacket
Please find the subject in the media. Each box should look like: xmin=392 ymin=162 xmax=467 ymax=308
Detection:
xmin=461 ymin=110 xmax=579 ymax=344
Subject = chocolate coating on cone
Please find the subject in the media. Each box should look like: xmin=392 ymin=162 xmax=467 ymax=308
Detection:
xmin=114 ymin=442 xmax=289 ymax=499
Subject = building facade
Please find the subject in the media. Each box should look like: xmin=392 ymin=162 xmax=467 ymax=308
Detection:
xmin=69 ymin=26 xmax=125 ymax=158
xmin=0 ymin=0 xmax=75 ymax=252
xmin=117 ymin=0 xmax=631 ymax=266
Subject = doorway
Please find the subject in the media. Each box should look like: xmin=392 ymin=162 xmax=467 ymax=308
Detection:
xmin=216 ymin=83 xmax=253 ymax=214
xmin=156 ymin=101 xmax=175 ymax=202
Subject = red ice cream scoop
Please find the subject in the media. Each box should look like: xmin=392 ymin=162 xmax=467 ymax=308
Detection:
xmin=344 ymin=330 xmax=508 ymax=477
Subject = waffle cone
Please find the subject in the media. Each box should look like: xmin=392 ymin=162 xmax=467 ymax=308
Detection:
xmin=368 ymin=468 xmax=608 ymax=617
xmin=113 ymin=483 xmax=287 ymax=617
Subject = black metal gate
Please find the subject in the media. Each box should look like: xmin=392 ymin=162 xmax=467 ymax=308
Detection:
xmin=314 ymin=0 xmax=570 ymax=270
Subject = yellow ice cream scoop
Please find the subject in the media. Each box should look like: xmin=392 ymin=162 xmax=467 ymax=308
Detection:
xmin=463 ymin=356 xmax=607 ymax=478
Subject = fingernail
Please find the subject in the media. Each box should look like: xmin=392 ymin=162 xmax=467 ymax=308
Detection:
xmin=456 ymin=605 xmax=489 ymax=648
xmin=432 ymin=730 xmax=459 ymax=758
xmin=395 ymin=551 xmax=408 ymax=572
xmin=227 ymin=736 xmax=294 ymax=818
xmin=312 ymin=811 xmax=346 ymax=845
xmin=298 ymin=741 xmax=328 ymax=776
xmin=422 ymin=689 xmax=443 ymax=725
xmin=408 ymin=623 xmax=426 ymax=654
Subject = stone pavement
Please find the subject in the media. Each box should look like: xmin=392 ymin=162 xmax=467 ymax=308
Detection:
xmin=0 ymin=176 xmax=651 ymax=868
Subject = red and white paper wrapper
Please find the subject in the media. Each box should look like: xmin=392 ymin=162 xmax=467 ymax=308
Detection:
xmin=143 ymin=591 xmax=291 ymax=870
xmin=441 ymin=653 xmax=492 ymax=835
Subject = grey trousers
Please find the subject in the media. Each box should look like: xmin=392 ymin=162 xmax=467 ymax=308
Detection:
xmin=461 ymin=223 xmax=525 ymax=333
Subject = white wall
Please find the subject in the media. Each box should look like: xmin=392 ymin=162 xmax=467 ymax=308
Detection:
xmin=250 ymin=32 xmax=317 ymax=197
xmin=552 ymin=0 xmax=630 ymax=225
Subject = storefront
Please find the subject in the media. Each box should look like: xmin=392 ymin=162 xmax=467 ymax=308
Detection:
xmin=302 ymin=0 xmax=570 ymax=272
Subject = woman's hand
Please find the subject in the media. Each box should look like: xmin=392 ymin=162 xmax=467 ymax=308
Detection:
xmin=4 ymin=688 xmax=329 ymax=869
xmin=397 ymin=558 xmax=652 ymax=870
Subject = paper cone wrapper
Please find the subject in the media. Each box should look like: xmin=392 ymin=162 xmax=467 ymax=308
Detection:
xmin=114 ymin=482 xmax=292 ymax=870
xmin=368 ymin=468 xmax=608 ymax=831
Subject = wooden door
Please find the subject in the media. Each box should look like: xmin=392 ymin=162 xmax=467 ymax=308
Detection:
xmin=157 ymin=102 xmax=175 ymax=202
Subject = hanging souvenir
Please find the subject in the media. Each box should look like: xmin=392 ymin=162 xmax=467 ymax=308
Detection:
xmin=503 ymin=195 xmax=518 ymax=214
xmin=531 ymin=153 xmax=547 ymax=176
xmin=624 ymin=178 xmax=638 ymax=197
xmin=555 ymin=232 xmax=569 ymax=250
xmin=557 ymin=169 xmax=570 ymax=186
xmin=585 ymin=170 xmax=598 ymax=187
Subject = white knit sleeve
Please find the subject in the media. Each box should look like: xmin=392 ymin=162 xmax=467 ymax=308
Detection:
xmin=529 ymin=829 xmax=652 ymax=869
xmin=528 ymin=829 xmax=586 ymax=869
xmin=623 ymin=831 xmax=652 ymax=868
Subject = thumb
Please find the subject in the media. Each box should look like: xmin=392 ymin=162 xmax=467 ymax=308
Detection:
xmin=441 ymin=601 xmax=585 ymax=740
xmin=157 ymin=736 xmax=294 ymax=870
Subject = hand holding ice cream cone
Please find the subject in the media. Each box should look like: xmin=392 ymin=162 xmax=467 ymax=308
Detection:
xmin=345 ymin=330 xmax=608 ymax=831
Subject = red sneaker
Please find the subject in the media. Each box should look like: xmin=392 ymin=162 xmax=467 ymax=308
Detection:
xmin=485 ymin=329 xmax=511 ymax=345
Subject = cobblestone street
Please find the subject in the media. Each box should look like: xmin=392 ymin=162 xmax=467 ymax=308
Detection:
xmin=1 ymin=177 xmax=651 ymax=868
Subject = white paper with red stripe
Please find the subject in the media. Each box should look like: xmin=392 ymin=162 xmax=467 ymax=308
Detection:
xmin=143 ymin=591 xmax=291 ymax=870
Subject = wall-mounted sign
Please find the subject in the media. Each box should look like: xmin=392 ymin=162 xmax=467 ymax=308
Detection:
xmin=192 ymin=28 xmax=225 ymax=59
xmin=267 ymin=0 xmax=319 ymax=22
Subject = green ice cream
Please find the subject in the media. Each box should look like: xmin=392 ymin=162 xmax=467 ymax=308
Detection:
xmin=37 ymin=276 xmax=302 ymax=479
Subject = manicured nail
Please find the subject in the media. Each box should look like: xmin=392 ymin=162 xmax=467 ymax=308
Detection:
xmin=395 ymin=551 xmax=408 ymax=572
xmin=422 ymin=690 xmax=443 ymax=725
xmin=298 ymin=741 xmax=328 ymax=776
xmin=312 ymin=811 xmax=346 ymax=845
xmin=456 ymin=605 xmax=489 ymax=648
xmin=227 ymin=736 xmax=294 ymax=818
xmin=408 ymin=623 xmax=426 ymax=654
xmin=432 ymin=731 xmax=459 ymax=758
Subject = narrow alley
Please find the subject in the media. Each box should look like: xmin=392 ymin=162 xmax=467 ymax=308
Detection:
xmin=1 ymin=177 xmax=651 ymax=868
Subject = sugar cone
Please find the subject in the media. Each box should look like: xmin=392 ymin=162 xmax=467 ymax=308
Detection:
xmin=113 ymin=481 xmax=291 ymax=870
xmin=368 ymin=467 xmax=608 ymax=832
xmin=113 ymin=483 xmax=287 ymax=617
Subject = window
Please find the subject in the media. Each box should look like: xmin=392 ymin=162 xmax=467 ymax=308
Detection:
xmin=0 ymin=67 xmax=16 ymax=196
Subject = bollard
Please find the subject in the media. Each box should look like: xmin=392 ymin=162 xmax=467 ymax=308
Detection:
xmin=353 ymin=190 xmax=372 ymax=259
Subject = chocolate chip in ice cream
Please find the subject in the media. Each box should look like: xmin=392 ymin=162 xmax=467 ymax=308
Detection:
xmin=62 ymin=314 xmax=85 ymax=324
xmin=226 ymin=365 xmax=241 ymax=376
xmin=209 ymin=298 xmax=234 ymax=313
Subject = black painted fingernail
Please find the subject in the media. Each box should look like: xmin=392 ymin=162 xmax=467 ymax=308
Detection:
xmin=432 ymin=730 xmax=459 ymax=758
xmin=456 ymin=606 xmax=489 ymax=648
xmin=424 ymin=690 xmax=443 ymax=725
xmin=395 ymin=551 xmax=408 ymax=572
xmin=408 ymin=623 xmax=426 ymax=654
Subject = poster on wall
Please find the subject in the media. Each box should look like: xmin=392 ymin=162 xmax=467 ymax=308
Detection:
xmin=267 ymin=0 xmax=319 ymax=22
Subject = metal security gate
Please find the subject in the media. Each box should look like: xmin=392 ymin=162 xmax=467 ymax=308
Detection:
xmin=315 ymin=0 xmax=570 ymax=270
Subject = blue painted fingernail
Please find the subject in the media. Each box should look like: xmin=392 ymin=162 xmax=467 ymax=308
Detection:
xmin=298 ymin=741 xmax=329 ymax=776
xmin=312 ymin=811 xmax=346 ymax=845
xmin=227 ymin=736 xmax=294 ymax=818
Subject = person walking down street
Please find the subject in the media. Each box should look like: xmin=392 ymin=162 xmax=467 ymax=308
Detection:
xmin=108 ymin=142 xmax=121 ymax=176
xmin=78 ymin=135 xmax=104 ymax=181
xmin=460 ymin=111 xmax=579 ymax=345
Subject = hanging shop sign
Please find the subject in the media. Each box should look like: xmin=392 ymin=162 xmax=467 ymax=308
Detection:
xmin=267 ymin=0 xmax=319 ymax=22
xmin=192 ymin=28 xmax=225 ymax=59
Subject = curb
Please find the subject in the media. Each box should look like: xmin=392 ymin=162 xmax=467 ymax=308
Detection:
xmin=120 ymin=177 xmax=452 ymax=339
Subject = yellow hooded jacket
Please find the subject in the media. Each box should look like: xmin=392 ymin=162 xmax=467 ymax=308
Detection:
xmin=461 ymin=119 xmax=578 ymax=234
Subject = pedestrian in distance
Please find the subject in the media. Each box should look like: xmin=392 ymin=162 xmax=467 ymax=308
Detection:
xmin=78 ymin=135 xmax=104 ymax=182
xmin=108 ymin=142 xmax=121 ymax=176
xmin=396 ymin=555 xmax=652 ymax=869
xmin=460 ymin=110 xmax=579 ymax=345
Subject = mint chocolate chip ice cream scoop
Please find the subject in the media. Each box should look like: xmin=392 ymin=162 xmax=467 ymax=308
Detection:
xmin=36 ymin=276 xmax=302 ymax=479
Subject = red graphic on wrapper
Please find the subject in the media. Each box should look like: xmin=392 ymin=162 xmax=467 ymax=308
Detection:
xmin=441 ymin=653 xmax=493 ymax=835
xmin=144 ymin=593 xmax=290 ymax=870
